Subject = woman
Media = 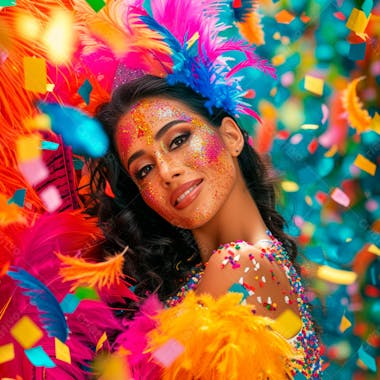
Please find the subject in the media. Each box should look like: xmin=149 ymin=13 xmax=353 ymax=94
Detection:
xmin=89 ymin=75 xmax=321 ymax=378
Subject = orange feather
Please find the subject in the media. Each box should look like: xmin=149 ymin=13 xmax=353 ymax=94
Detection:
xmin=342 ymin=76 xmax=371 ymax=133
xmin=57 ymin=247 xmax=127 ymax=291
xmin=237 ymin=9 xmax=265 ymax=45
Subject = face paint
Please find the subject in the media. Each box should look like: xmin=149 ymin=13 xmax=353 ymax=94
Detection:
xmin=115 ymin=98 xmax=238 ymax=230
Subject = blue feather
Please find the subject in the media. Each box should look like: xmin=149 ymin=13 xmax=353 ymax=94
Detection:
xmin=139 ymin=15 xmax=182 ymax=52
xmin=8 ymin=267 xmax=69 ymax=342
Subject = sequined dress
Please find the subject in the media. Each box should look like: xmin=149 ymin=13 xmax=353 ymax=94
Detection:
xmin=166 ymin=230 xmax=322 ymax=379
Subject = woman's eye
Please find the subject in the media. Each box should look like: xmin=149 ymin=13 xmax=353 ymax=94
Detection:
xmin=169 ymin=133 xmax=190 ymax=150
xmin=136 ymin=164 xmax=153 ymax=180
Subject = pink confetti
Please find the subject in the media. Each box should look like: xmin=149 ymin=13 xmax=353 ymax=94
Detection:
xmin=39 ymin=185 xmax=63 ymax=212
xmin=321 ymin=104 xmax=329 ymax=124
xmin=18 ymin=158 xmax=49 ymax=186
xmin=281 ymin=72 xmax=294 ymax=87
xmin=331 ymin=188 xmax=350 ymax=207
xmin=152 ymin=338 xmax=184 ymax=367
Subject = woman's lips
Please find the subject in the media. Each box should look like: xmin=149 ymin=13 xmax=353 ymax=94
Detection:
xmin=171 ymin=179 xmax=203 ymax=210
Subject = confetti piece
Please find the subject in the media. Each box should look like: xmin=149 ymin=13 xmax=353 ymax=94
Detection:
xmin=152 ymin=338 xmax=184 ymax=367
xmin=10 ymin=316 xmax=43 ymax=349
xmin=16 ymin=135 xmax=41 ymax=162
xmin=228 ymin=283 xmax=250 ymax=302
xmin=304 ymin=75 xmax=324 ymax=96
xmin=272 ymin=54 xmax=285 ymax=66
xmin=60 ymin=293 xmax=80 ymax=314
xmin=370 ymin=112 xmax=380 ymax=134
xmin=39 ymin=185 xmax=63 ymax=213
xmin=0 ymin=343 xmax=15 ymax=364
xmin=78 ymin=79 xmax=93 ymax=105
xmin=25 ymin=346 xmax=55 ymax=368
xmin=357 ymin=345 xmax=377 ymax=372
xmin=339 ymin=314 xmax=352 ymax=332
xmin=331 ymin=188 xmax=350 ymax=207
xmin=75 ymin=286 xmax=99 ymax=300
xmin=0 ymin=0 xmax=16 ymax=6
xmin=353 ymin=154 xmax=376 ymax=175
xmin=41 ymin=141 xmax=60 ymax=151
xmin=316 ymin=265 xmax=357 ymax=285
xmin=8 ymin=189 xmax=26 ymax=207
xmin=346 ymin=8 xmax=370 ymax=34
xmin=18 ymin=158 xmax=49 ymax=186
xmin=55 ymin=338 xmax=71 ymax=364
xmin=275 ymin=10 xmax=295 ymax=24
xmin=96 ymin=332 xmax=108 ymax=352
xmin=23 ymin=57 xmax=47 ymax=94
xmin=348 ymin=42 xmax=366 ymax=61
xmin=23 ymin=114 xmax=51 ymax=131
xmin=301 ymin=124 xmax=319 ymax=130
xmin=42 ymin=9 xmax=75 ymax=64
xmin=368 ymin=244 xmax=380 ymax=256
xmin=272 ymin=309 xmax=303 ymax=339
xmin=186 ymin=31 xmax=199 ymax=50
xmin=321 ymin=104 xmax=329 ymax=124
xmin=281 ymin=181 xmax=299 ymax=192
xmin=86 ymin=0 xmax=106 ymax=13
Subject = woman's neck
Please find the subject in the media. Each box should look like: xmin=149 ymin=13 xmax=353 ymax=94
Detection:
xmin=192 ymin=175 xmax=269 ymax=263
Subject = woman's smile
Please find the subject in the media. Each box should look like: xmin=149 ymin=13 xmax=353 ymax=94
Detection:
xmin=171 ymin=178 xmax=204 ymax=209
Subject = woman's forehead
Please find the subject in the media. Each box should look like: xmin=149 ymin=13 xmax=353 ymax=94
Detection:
xmin=115 ymin=98 xmax=196 ymax=153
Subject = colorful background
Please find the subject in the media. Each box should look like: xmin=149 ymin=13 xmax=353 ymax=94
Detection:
xmin=0 ymin=0 xmax=379 ymax=379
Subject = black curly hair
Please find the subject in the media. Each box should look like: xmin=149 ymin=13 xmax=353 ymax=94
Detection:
xmin=86 ymin=75 xmax=299 ymax=315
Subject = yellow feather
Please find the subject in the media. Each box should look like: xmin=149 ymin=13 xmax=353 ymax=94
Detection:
xmin=147 ymin=292 xmax=301 ymax=380
xmin=57 ymin=247 xmax=127 ymax=291
xmin=342 ymin=76 xmax=371 ymax=133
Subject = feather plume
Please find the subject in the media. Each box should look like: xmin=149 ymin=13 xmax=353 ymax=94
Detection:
xmin=145 ymin=292 xmax=301 ymax=380
xmin=237 ymin=8 xmax=265 ymax=45
xmin=7 ymin=266 xmax=69 ymax=342
xmin=342 ymin=76 xmax=371 ymax=133
xmin=57 ymin=247 xmax=127 ymax=291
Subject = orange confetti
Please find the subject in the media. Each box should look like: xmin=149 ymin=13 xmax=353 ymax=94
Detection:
xmin=353 ymin=154 xmax=376 ymax=176
xmin=275 ymin=10 xmax=295 ymax=24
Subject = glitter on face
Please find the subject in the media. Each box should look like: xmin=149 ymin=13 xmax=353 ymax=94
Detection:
xmin=115 ymin=98 xmax=237 ymax=229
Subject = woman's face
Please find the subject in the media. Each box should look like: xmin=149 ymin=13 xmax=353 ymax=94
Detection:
xmin=115 ymin=97 xmax=237 ymax=229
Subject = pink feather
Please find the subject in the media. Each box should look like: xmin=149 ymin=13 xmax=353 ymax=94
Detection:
xmin=114 ymin=295 xmax=164 ymax=380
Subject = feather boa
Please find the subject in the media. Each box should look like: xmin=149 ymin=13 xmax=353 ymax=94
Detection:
xmin=116 ymin=292 xmax=301 ymax=380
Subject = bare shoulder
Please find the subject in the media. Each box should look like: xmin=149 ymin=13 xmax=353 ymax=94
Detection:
xmin=196 ymin=242 xmax=300 ymax=318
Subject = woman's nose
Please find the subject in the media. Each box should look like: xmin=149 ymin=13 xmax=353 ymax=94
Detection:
xmin=156 ymin=155 xmax=183 ymax=185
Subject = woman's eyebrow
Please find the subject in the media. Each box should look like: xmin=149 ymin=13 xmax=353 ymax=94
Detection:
xmin=127 ymin=119 xmax=189 ymax=169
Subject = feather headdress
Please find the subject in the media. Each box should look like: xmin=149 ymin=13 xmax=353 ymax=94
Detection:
xmin=75 ymin=0 xmax=274 ymax=121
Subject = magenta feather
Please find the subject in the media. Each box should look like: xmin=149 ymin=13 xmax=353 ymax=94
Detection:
xmin=114 ymin=295 xmax=163 ymax=380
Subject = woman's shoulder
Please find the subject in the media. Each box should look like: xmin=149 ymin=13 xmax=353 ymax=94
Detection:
xmin=196 ymin=236 xmax=300 ymax=318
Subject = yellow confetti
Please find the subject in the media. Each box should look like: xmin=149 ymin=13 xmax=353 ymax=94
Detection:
xmin=96 ymin=332 xmax=108 ymax=352
xmin=304 ymin=75 xmax=324 ymax=96
xmin=281 ymin=181 xmax=299 ymax=192
xmin=0 ymin=343 xmax=15 ymax=364
xmin=272 ymin=309 xmax=303 ymax=339
xmin=317 ymin=265 xmax=357 ymax=285
xmin=42 ymin=9 xmax=75 ymax=65
xmin=16 ymin=14 xmax=41 ymax=41
xmin=272 ymin=54 xmax=285 ymax=66
xmin=23 ymin=57 xmax=47 ymax=94
xmin=324 ymin=145 xmax=338 ymax=157
xmin=186 ymin=32 xmax=199 ymax=49
xmin=370 ymin=112 xmax=380 ymax=134
xmin=55 ymin=338 xmax=71 ymax=364
xmin=353 ymin=154 xmax=376 ymax=176
xmin=10 ymin=316 xmax=43 ymax=349
xmin=301 ymin=124 xmax=319 ymax=130
xmin=16 ymin=134 xmax=41 ymax=162
xmin=339 ymin=315 xmax=352 ymax=333
xmin=368 ymin=244 xmax=380 ymax=256
xmin=346 ymin=8 xmax=370 ymax=34
xmin=23 ymin=114 xmax=51 ymax=132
